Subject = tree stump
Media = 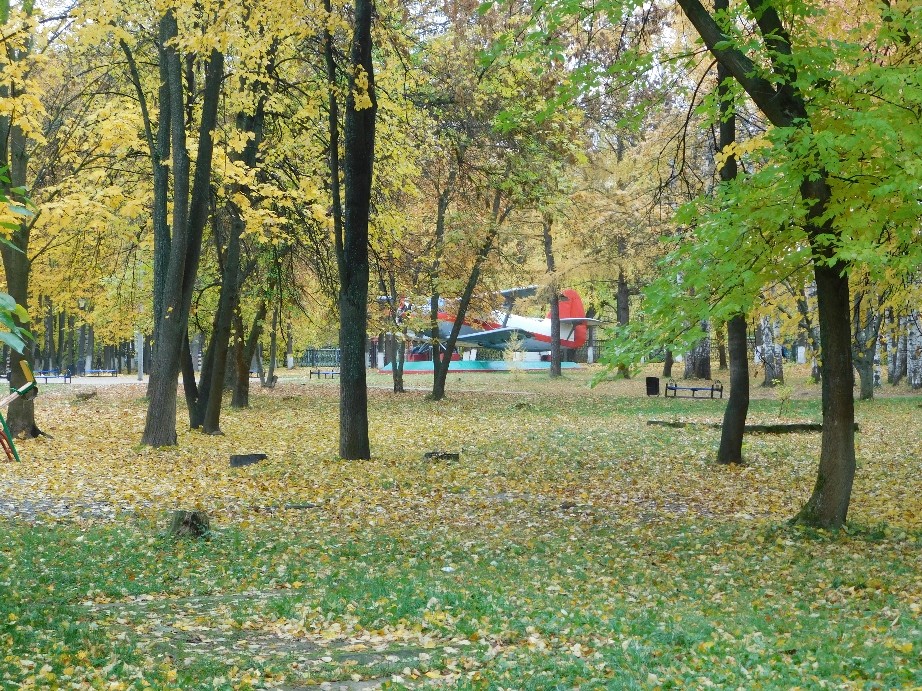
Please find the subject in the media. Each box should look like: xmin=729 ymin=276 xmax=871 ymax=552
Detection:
xmin=168 ymin=510 xmax=210 ymax=539
xmin=230 ymin=453 xmax=267 ymax=467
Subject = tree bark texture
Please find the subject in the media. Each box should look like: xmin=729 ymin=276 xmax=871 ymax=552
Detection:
xmin=795 ymin=286 xmax=822 ymax=383
xmin=142 ymin=24 xmax=224 ymax=446
xmin=121 ymin=34 xmax=171 ymax=353
xmin=887 ymin=317 xmax=907 ymax=385
xmin=0 ymin=79 xmax=39 ymax=436
xmin=907 ymin=315 xmax=922 ymax=389
xmin=616 ymin=265 xmax=630 ymax=378
xmin=0 ymin=239 xmax=38 ymax=437
xmin=677 ymin=0 xmax=856 ymax=528
xmin=181 ymin=332 xmax=199 ymax=425
xmin=265 ymin=298 xmax=279 ymax=389
xmin=231 ymin=302 xmax=267 ymax=408
xmin=793 ymin=260 xmax=856 ymax=528
xmin=760 ymin=317 xmax=784 ymax=386
xmin=336 ymin=0 xmax=376 ymax=459
xmin=713 ymin=24 xmax=749 ymax=466
xmin=431 ymin=226 xmax=499 ymax=400
xmin=392 ymin=332 xmax=406 ymax=393
xmin=717 ymin=315 xmax=750 ymax=464
xmin=428 ymin=169 xmax=457 ymax=368
xmin=715 ymin=323 xmax=728 ymax=370
xmin=196 ymin=63 xmax=271 ymax=431
xmin=684 ymin=321 xmax=712 ymax=380
xmin=883 ymin=312 xmax=904 ymax=385
xmin=851 ymin=289 xmax=884 ymax=400
xmin=662 ymin=350 xmax=674 ymax=378
xmin=200 ymin=210 xmax=244 ymax=432
xmin=431 ymin=191 xmax=507 ymax=401
xmin=542 ymin=213 xmax=561 ymax=378
xmin=378 ymin=271 xmax=405 ymax=393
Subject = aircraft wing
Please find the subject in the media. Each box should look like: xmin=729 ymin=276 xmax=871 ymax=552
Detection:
xmin=455 ymin=327 xmax=534 ymax=349
xmin=499 ymin=286 xmax=539 ymax=302
xmin=560 ymin=317 xmax=604 ymax=326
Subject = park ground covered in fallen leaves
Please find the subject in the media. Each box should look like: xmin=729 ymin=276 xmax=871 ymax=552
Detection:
xmin=1 ymin=366 xmax=921 ymax=689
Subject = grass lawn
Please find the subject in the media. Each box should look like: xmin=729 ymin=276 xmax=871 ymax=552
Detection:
xmin=1 ymin=365 xmax=920 ymax=689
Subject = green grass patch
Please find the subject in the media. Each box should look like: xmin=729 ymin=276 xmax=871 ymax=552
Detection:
xmin=2 ymin=371 xmax=920 ymax=687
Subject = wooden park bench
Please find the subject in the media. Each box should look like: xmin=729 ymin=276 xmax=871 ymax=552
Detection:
xmin=309 ymin=369 xmax=340 ymax=379
xmin=86 ymin=369 xmax=117 ymax=376
xmin=664 ymin=379 xmax=723 ymax=399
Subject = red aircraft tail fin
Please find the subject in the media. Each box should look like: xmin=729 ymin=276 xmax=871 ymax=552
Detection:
xmin=550 ymin=289 xmax=589 ymax=348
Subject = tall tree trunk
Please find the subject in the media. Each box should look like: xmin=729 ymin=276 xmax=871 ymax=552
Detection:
xmin=77 ymin=323 xmax=85 ymax=374
xmin=265 ymin=298 xmax=279 ymax=388
xmin=122 ymin=34 xmax=171 ymax=353
xmin=142 ymin=19 xmax=224 ymax=447
xmin=44 ymin=300 xmax=54 ymax=371
xmin=393 ymin=332 xmax=406 ymax=393
xmin=684 ymin=321 xmax=712 ymax=380
xmin=760 ymin=317 xmax=783 ymax=386
xmin=286 ymin=320 xmax=294 ymax=369
xmin=851 ymin=288 xmax=885 ymax=401
xmin=888 ymin=316 xmax=907 ymax=385
xmin=0 ymin=238 xmax=38 ymax=437
xmin=428 ymin=169 xmax=457 ymax=370
xmin=431 ymin=190 xmax=509 ymax=401
xmin=231 ymin=302 xmax=267 ymax=408
xmin=431 ymin=227 xmax=499 ymax=400
xmin=201 ymin=86 xmax=269 ymax=431
xmin=0 ymin=75 xmax=38 ymax=434
xmin=907 ymin=316 xmax=922 ymax=389
xmin=853 ymin=356 xmax=874 ymax=401
xmin=56 ymin=310 xmax=65 ymax=371
xmin=542 ymin=213 xmax=561 ymax=378
xmin=714 ymin=34 xmax=749 ymax=464
xmin=335 ymin=0 xmax=376 ymax=459
xmin=378 ymin=270 xmax=405 ymax=393
xmin=663 ymin=350 xmax=674 ymax=378
xmin=795 ymin=285 xmax=822 ymax=383
xmin=254 ymin=343 xmax=266 ymax=386
xmin=201 ymin=213 xmax=242 ymax=430
xmin=85 ymin=325 xmax=94 ymax=373
xmin=676 ymin=0 xmax=856 ymax=527
xmin=616 ymin=265 xmax=630 ymax=378
xmin=0 ymin=0 xmax=40 ymax=436
xmin=67 ymin=314 xmax=76 ymax=374
xmin=181 ymin=332 xmax=199 ymax=424
xmin=715 ymin=322 xmax=728 ymax=370
xmin=717 ymin=315 xmax=750 ymax=464
xmin=792 ymin=259 xmax=855 ymax=528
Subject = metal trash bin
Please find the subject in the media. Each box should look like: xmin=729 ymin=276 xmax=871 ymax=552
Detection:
xmin=645 ymin=376 xmax=660 ymax=397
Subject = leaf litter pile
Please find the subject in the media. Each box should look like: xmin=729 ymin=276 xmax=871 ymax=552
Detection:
xmin=1 ymin=370 xmax=920 ymax=689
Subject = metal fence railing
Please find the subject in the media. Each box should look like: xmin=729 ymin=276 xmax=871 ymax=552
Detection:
xmin=300 ymin=348 xmax=341 ymax=368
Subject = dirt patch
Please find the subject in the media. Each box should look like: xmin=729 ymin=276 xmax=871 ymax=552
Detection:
xmin=88 ymin=590 xmax=455 ymax=688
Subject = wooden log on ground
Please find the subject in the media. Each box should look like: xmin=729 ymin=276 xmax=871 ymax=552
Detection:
xmin=646 ymin=420 xmax=858 ymax=433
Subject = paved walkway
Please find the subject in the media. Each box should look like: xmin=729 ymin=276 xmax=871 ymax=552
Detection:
xmin=48 ymin=374 xmax=147 ymax=388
